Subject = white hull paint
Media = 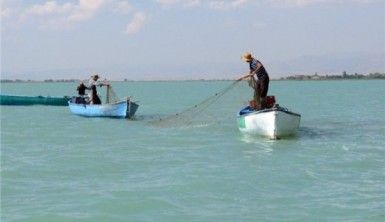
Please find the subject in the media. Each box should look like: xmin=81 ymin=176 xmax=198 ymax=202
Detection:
xmin=238 ymin=108 xmax=301 ymax=139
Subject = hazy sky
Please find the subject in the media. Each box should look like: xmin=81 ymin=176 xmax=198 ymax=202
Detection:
xmin=1 ymin=0 xmax=384 ymax=80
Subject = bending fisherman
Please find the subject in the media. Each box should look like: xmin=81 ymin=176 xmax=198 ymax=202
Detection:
xmin=239 ymin=52 xmax=270 ymax=110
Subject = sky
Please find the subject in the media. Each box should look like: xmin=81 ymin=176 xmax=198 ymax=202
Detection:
xmin=1 ymin=0 xmax=384 ymax=80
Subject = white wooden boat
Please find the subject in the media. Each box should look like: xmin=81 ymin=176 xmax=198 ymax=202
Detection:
xmin=237 ymin=105 xmax=301 ymax=139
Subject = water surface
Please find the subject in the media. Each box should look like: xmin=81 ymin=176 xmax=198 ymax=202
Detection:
xmin=1 ymin=80 xmax=384 ymax=221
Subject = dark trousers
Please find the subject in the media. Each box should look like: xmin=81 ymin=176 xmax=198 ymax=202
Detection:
xmin=256 ymin=76 xmax=269 ymax=98
xmin=249 ymin=76 xmax=269 ymax=108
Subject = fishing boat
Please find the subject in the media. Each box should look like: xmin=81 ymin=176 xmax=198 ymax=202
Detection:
xmin=237 ymin=103 xmax=301 ymax=139
xmin=68 ymin=98 xmax=139 ymax=118
xmin=68 ymin=83 xmax=138 ymax=118
xmin=0 ymin=94 xmax=70 ymax=106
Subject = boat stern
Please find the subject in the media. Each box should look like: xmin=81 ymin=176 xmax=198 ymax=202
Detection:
xmin=126 ymin=100 xmax=139 ymax=119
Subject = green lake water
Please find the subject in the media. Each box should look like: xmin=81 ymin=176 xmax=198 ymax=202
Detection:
xmin=1 ymin=80 xmax=384 ymax=221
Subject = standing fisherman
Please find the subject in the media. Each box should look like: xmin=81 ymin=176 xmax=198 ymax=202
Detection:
xmin=239 ymin=52 xmax=270 ymax=109
xmin=87 ymin=74 xmax=109 ymax=104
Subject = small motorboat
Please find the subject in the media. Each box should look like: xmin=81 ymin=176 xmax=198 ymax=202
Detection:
xmin=237 ymin=99 xmax=301 ymax=139
xmin=0 ymin=94 xmax=70 ymax=106
xmin=68 ymin=98 xmax=138 ymax=118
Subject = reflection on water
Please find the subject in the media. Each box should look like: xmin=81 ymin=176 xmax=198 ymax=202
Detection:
xmin=240 ymin=133 xmax=276 ymax=144
xmin=238 ymin=134 xmax=276 ymax=156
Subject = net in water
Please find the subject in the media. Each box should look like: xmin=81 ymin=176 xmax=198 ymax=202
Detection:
xmin=150 ymin=80 xmax=242 ymax=128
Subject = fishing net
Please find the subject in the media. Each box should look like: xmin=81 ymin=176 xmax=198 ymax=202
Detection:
xmin=106 ymin=85 xmax=120 ymax=104
xmin=150 ymin=80 xmax=243 ymax=128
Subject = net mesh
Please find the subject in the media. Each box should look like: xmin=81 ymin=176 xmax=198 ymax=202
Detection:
xmin=150 ymin=80 xmax=242 ymax=128
xmin=106 ymin=85 xmax=120 ymax=104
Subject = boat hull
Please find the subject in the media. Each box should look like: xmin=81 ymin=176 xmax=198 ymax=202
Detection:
xmin=0 ymin=94 xmax=70 ymax=106
xmin=68 ymin=99 xmax=138 ymax=118
xmin=237 ymin=107 xmax=301 ymax=139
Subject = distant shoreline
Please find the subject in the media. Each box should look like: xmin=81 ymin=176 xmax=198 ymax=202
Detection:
xmin=279 ymin=72 xmax=385 ymax=81
xmin=1 ymin=72 xmax=384 ymax=83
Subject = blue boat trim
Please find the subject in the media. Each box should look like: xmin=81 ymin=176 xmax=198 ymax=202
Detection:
xmin=238 ymin=105 xmax=301 ymax=117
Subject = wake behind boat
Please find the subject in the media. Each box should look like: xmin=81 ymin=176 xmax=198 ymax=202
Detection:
xmin=237 ymin=98 xmax=301 ymax=139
